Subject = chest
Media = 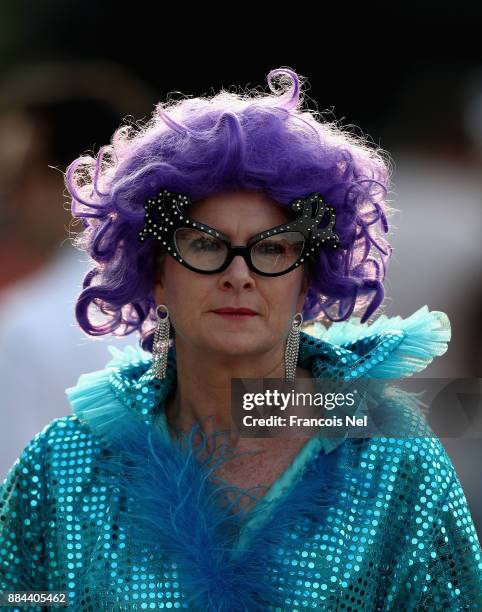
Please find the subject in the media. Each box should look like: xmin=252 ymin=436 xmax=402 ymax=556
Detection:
xmin=213 ymin=438 xmax=308 ymax=511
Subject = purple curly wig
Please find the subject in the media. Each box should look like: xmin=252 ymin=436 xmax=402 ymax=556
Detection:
xmin=65 ymin=67 xmax=393 ymax=353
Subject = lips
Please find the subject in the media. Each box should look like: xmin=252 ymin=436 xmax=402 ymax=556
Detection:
xmin=211 ymin=307 xmax=258 ymax=316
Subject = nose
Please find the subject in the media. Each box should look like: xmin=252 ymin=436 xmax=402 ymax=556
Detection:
xmin=217 ymin=253 xmax=255 ymax=291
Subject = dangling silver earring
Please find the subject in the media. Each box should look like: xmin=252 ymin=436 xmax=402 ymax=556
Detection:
xmin=285 ymin=312 xmax=303 ymax=381
xmin=151 ymin=304 xmax=170 ymax=379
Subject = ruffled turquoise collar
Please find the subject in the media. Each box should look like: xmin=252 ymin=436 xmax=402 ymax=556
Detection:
xmin=68 ymin=305 xmax=451 ymax=455
xmin=95 ymin=306 xmax=448 ymax=436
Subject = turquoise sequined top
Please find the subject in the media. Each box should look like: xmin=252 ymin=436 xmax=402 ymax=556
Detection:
xmin=1 ymin=306 xmax=481 ymax=611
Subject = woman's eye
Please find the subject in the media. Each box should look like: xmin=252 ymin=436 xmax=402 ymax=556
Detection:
xmin=189 ymin=238 xmax=221 ymax=252
xmin=257 ymin=241 xmax=287 ymax=255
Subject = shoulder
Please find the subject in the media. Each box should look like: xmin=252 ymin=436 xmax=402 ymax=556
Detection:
xmin=348 ymin=432 xmax=460 ymax=510
xmin=32 ymin=415 xmax=98 ymax=447
xmin=2 ymin=416 xmax=102 ymax=486
xmin=358 ymin=434 xmax=454 ymax=474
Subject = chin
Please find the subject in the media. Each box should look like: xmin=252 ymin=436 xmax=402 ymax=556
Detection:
xmin=205 ymin=331 xmax=266 ymax=357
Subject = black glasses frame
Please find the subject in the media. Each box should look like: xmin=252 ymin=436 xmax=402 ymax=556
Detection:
xmin=173 ymin=225 xmax=308 ymax=277
xmin=138 ymin=189 xmax=340 ymax=277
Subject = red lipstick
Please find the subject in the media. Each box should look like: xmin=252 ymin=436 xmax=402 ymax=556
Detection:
xmin=211 ymin=307 xmax=258 ymax=319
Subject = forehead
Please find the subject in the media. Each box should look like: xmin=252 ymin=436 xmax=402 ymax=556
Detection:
xmin=188 ymin=189 xmax=291 ymax=237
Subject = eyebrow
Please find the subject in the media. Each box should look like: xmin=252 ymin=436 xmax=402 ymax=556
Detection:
xmin=185 ymin=218 xmax=290 ymax=242
xmin=192 ymin=208 xmax=294 ymax=230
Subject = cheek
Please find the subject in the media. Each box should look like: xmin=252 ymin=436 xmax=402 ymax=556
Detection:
xmin=164 ymin=271 xmax=191 ymax=311
xmin=264 ymin=273 xmax=305 ymax=313
xmin=162 ymin=264 xmax=211 ymax=323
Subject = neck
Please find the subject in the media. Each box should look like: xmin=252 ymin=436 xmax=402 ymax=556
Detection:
xmin=164 ymin=337 xmax=309 ymax=452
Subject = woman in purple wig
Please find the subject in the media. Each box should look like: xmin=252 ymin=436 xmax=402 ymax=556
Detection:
xmin=1 ymin=68 xmax=481 ymax=611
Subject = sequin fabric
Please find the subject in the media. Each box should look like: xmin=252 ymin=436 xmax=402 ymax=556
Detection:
xmin=1 ymin=313 xmax=482 ymax=611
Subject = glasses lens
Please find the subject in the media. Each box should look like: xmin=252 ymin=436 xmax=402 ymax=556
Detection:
xmin=251 ymin=231 xmax=305 ymax=274
xmin=174 ymin=228 xmax=228 ymax=271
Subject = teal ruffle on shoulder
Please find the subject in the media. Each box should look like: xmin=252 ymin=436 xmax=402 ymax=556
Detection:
xmin=65 ymin=359 xmax=136 ymax=443
xmin=104 ymin=344 xmax=152 ymax=370
xmin=65 ymin=343 xmax=172 ymax=445
xmin=303 ymin=304 xmax=451 ymax=378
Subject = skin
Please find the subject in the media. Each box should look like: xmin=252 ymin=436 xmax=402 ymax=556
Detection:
xmin=154 ymin=189 xmax=313 ymax=475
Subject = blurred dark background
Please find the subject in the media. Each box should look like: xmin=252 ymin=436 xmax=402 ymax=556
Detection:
xmin=0 ymin=4 xmax=481 ymax=534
